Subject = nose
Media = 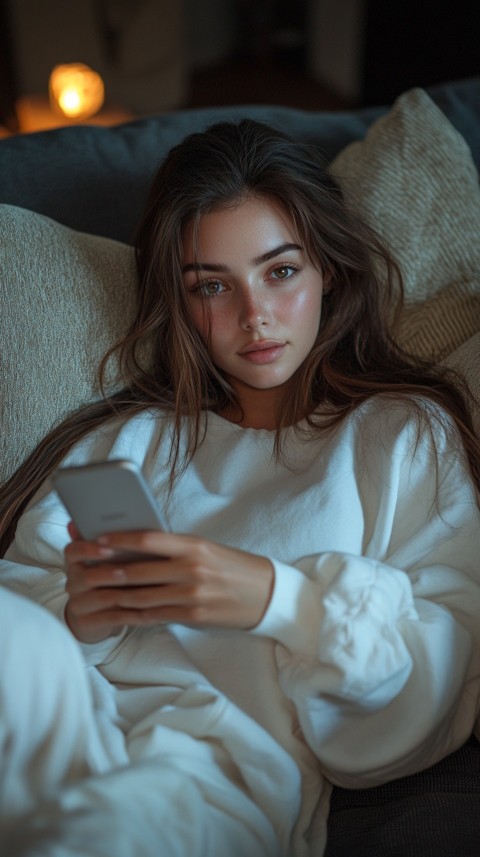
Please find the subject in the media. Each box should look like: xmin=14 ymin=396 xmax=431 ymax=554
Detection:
xmin=240 ymin=314 xmax=267 ymax=332
xmin=239 ymin=291 xmax=270 ymax=332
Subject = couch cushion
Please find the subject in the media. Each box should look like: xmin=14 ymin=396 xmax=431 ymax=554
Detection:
xmin=330 ymin=88 xmax=480 ymax=362
xmin=325 ymin=736 xmax=480 ymax=857
xmin=0 ymin=104 xmax=381 ymax=245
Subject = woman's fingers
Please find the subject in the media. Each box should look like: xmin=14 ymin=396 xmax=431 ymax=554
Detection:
xmin=65 ymin=555 xmax=190 ymax=595
xmin=67 ymin=520 xmax=81 ymax=541
xmin=65 ymin=538 xmax=118 ymax=567
xmin=95 ymin=530 xmax=207 ymax=560
xmin=63 ymin=529 xmax=274 ymax=636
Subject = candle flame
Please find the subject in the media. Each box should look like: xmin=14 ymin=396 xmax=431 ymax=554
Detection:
xmin=49 ymin=64 xmax=105 ymax=120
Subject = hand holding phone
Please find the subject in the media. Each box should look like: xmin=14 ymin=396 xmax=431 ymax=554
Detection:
xmin=53 ymin=460 xmax=274 ymax=646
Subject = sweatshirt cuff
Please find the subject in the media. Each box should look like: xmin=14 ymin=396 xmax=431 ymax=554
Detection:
xmin=77 ymin=626 xmax=129 ymax=666
xmin=251 ymin=559 xmax=321 ymax=656
xmin=55 ymin=595 xmax=129 ymax=666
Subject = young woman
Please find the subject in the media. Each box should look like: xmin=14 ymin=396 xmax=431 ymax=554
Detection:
xmin=1 ymin=119 xmax=479 ymax=857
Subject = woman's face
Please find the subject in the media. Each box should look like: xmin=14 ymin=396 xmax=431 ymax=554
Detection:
xmin=182 ymin=195 xmax=325 ymax=426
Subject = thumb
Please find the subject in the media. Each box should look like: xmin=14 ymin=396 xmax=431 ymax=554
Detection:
xmin=67 ymin=520 xmax=82 ymax=541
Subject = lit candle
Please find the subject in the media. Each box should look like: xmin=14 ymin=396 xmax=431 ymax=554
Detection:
xmin=49 ymin=63 xmax=105 ymax=121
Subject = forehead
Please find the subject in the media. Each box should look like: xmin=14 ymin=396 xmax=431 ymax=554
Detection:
xmin=182 ymin=195 xmax=298 ymax=258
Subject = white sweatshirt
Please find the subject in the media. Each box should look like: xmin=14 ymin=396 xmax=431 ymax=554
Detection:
xmin=2 ymin=396 xmax=480 ymax=856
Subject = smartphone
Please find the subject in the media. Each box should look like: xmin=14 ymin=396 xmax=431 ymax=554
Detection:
xmin=52 ymin=459 xmax=168 ymax=559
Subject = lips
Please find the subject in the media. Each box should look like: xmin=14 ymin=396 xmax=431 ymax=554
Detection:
xmin=239 ymin=340 xmax=287 ymax=364
xmin=239 ymin=340 xmax=285 ymax=354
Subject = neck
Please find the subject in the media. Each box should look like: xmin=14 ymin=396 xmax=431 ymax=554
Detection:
xmin=219 ymin=383 xmax=285 ymax=430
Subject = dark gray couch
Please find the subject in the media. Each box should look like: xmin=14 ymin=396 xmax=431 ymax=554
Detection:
xmin=1 ymin=75 xmax=479 ymax=856
xmin=1 ymin=77 xmax=480 ymax=245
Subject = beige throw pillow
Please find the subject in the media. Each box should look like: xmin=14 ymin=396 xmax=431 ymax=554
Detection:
xmin=330 ymin=88 xmax=480 ymax=361
xmin=443 ymin=333 xmax=480 ymax=434
xmin=0 ymin=204 xmax=137 ymax=482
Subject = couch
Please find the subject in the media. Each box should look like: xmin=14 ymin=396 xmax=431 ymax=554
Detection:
xmin=1 ymin=76 xmax=479 ymax=856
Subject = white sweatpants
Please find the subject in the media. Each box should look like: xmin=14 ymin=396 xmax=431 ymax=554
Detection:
xmin=0 ymin=588 xmax=280 ymax=857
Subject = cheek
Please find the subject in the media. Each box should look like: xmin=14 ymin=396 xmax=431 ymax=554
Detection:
xmin=287 ymin=285 xmax=323 ymax=330
xmin=208 ymin=311 xmax=233 ymax=358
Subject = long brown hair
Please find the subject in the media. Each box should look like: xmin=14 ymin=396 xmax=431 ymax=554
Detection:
xmin=1 ymin=119 xmax=478 ymax=555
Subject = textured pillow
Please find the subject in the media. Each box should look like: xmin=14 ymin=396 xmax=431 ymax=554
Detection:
xmin=330 ymin=88 xmax=480 ymax=361
xmin=443 ymin=333 xmax=480 ymax=434
xmin=0 ymin=204 xmax=137 ymax=482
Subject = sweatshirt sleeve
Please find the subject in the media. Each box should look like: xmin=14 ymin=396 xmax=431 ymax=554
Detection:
xmin=0 ymin=428 xmax=139 ymax=666
xmin=0 ymin=413 xmax=169 ymax=664
xmin=252 ymin=405 xmax=480 ymax=786
xmin=1 ymin=491 xmax=129 ymax=666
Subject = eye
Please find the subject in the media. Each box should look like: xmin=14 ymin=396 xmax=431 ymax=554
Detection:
xmin=192 ymin=279 xmax=226 ymax=297
xmin=269 ymin=264 xmax=299 ymax=280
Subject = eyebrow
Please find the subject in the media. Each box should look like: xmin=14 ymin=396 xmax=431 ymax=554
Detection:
xmin=182 ymin=242 xmax=303 ymax=274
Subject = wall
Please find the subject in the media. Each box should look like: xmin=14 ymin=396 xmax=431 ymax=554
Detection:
xmin=6 ymin=0 xmax=189 ymax=113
